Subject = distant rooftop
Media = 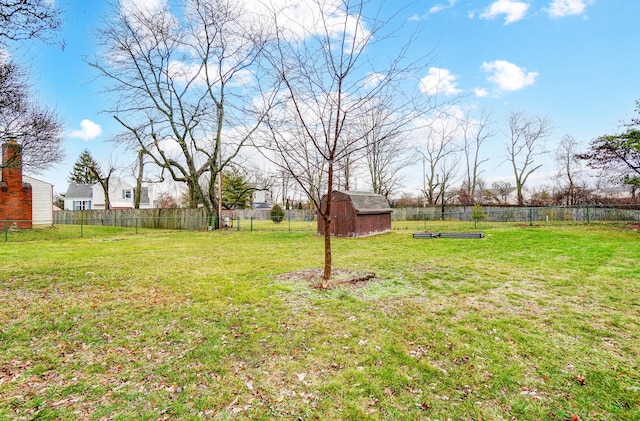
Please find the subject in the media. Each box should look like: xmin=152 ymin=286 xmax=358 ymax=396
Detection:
xmin=65 ymin=182 xmax=93 ymax=198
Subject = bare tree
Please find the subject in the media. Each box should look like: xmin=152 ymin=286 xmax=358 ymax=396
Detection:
xmin=506 ymin=111 xmax=551 ymax=205
xmin=491 ymin=180 xmax=513 ymax=204
xmin=0 ymin=0 xmax=62 ymax=45
xmin=358 ymin=103 xmax=413 ymax=199
xmin=417 ymin=113 xmax=461 ymax=205
xmin=69 ymin=148 xmax=115 ymax=209
xmin=92 ymin=165 xmax=116 ymax=210
xmin=92 ymin=0 xmax=275 ymax=222
xmin=0 ymin=0 xmax=64 ymax=174
xmin=258 ymin=0 xmax=433 ymax=279
xmin=555 ymin=134 xmax=582 ymax=205
xmin=435 ymin=147 xmax=460 ymax=219
xmin=460 ymin=108 xmax=494 ymax=202
xmin=0 ymin=60 xmax=63 ymax=173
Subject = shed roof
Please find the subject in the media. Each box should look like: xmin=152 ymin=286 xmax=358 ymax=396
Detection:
xmin=334 ymin=190 xmax=392 ymax=214
xmin=65 ymin=182 xmax=93 ymax=198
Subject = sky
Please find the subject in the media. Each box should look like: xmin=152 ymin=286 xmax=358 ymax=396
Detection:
xmin=14 ymin=0 xmax=640 ymax=197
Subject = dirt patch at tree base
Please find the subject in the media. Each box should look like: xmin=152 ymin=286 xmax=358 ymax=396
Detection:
xmin=277 ymin=268 xmax=377 ymax=290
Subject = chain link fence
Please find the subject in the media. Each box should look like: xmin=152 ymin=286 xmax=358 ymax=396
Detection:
xmin=2 ymin=204 xmax=639 ymax=242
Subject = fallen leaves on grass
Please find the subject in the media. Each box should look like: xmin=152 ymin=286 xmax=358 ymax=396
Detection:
xmin=573 ymin=374 xmax=587 ymax=386
xmin=277 ymin=268 xmax=378 ymax=289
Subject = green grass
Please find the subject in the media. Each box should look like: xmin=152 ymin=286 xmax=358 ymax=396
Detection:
xmin=1 ymin=222 xmax=639 ymax=420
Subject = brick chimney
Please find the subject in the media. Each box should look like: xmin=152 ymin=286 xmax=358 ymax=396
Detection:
xmin=2 ymin=138 xmax=23 ymax=189
xmin=0 ymin=139 xmax=32 ymax=229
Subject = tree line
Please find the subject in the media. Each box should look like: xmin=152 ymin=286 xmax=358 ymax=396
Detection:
xmin=3 ymin=0 xmax=639 ymax=279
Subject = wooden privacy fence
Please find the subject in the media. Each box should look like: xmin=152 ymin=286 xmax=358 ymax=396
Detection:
xmin=53 ymin=204 xmax=640 ymax=231
xmin=53 ymin=208 xmax=318 ymax=230
xmin=391 ymin=205 xmax=640 ymax=224
xmin=54 ymin=208 xmax=212 ymax=230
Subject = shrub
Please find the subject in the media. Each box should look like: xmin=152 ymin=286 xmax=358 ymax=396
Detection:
xmin=471 ymin=203 xmax=486 ymax=228
xmin=270 ymin=204 xmax=285 ymax=224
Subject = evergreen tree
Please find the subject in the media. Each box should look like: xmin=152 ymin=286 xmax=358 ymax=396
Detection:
xmin=221 ymin=167 xmax=254 ymax=209
xmin=68 ymin=149 xmax=102 ymax=184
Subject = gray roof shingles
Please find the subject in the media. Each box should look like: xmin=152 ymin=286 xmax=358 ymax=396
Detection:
xmin=65 ymin=182 xmax=93 ymax=198
xmin=336 ymin=190 xmax=392 ymax=214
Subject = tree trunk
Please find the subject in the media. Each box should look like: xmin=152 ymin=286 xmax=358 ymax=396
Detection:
xmin=323 ymin=214 xmax=332 ymax=280
xmin=134 ymin=150 xmax=144 ymax=209
xmin=323 ymin=160 xmax=334 ymax=280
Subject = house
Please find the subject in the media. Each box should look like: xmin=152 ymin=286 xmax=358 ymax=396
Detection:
xmin=482 ymin=186 xmax=519 ymax=205
xmin=23 ymin=175 xmax=54 ymax=226
xmin=64 ymin=183 xmax=93 ymax=210
xmin=252 ymin=189 xmax=273 ymax=209
xmin=63 ymin=176 xmax=155 ymax=210
xmin=317 ymin=190 xmax=392 ymax=237
xmin=91 ymin=177 xmax=154 ymax=209
xmin=0 ymin=139 xmax=32 ymax=229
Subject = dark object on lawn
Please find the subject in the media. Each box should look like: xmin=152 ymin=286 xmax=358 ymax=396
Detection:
xmin=412 ymin=232 xmax=484 ymax=239
xmin=318 ymin=190 xmax=392 ymax=237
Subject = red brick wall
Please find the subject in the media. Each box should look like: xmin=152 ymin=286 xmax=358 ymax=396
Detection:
xmin=0 ymin=140 xmax=33 ymax=229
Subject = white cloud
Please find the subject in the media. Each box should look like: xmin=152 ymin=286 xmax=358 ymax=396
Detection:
xmin=120 ymin=0 xmax=166 ymax=16
xmin=480 ymin=0 xmax=530 ymax=25
xmin=243 ymin=0 xmax=369 ymax=45
xmin=0 ymin=48 xmax=10 ymax=64
xmin=474 ymin=88 xmax=489 ymax=98
xmin=420 ymin=67 xmax=462 ymax=96
xmin=68 ymin=119 xmax=102 ymax=141
xmin=430 ymin=0 xmax=457 ymax=14
xmin=482 ymin=60 xmax=538 ymax=92
xmin=547 ymin=0 xmax=588 ymax=18
xmin=364 ymin=72 xmax=386 ymax=88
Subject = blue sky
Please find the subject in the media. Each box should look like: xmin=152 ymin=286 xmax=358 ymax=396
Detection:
xmin=17 ymin=0 xmax=640 ymax=196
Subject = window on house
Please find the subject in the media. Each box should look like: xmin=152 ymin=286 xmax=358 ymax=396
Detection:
xmin=74 ymin=200 xmax=91 ymax=210
xmin=122 ymin=189 xmax=132 ymax=199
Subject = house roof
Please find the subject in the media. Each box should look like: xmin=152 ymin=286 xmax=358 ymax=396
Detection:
xmin=23 ymin=175 xmax=52 ymax=187
xmin=334 ymin=190 xmax=392 ymax=214
xmin=65 ymin=182 xmax=93 ymax=198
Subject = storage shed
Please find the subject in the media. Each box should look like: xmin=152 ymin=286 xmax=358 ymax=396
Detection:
xmin=318 ymin=190 xmax=392 ymax=237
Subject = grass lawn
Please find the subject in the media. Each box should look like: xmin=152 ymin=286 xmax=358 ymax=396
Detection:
xmin=0 ymin=222 xmax=638 ymax=420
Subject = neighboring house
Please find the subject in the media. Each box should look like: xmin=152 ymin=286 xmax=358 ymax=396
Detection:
xmin=252 ymin=189 xmax=273 ymax=209
xmin=483 ymin=187 xmax=519 ymax=205
xmin=64 ymin=176 xmax=154 ymax=210
xmin=23 ymin=175 xmax=54 ymax=227
xmin=64 ymin=183 xmax=93 ymax=210
xmin=594 ymin=186 xmax=634 ymax=201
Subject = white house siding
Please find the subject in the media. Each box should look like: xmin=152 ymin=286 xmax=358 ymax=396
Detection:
xmin=63 ymin=197 xmax=93 ymax=210
xmin=23 ymin=175 xmax=53 ymax=226
xmin=91 ymin=177 xmax=155 ymax=209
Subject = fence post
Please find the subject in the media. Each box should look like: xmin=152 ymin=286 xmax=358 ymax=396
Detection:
xmin=288 ymin=214 xmax=291 ymax=231
xmin=250 ymin=216 xmax=253 ymax=231
xmin=529 ymin=208 xmax=533 ymax=226
xmin=586 ymin=205 xmax=590 ymax=224
xmin=135 ymin=217 xmax=139 ymax=234
xmin=4 ymin=221 xmax=7 ymax=242
xmin=237 ymin=217 xmax=240 ymax=231
xmin=80 ymin=212 xmax=84 ymax=237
